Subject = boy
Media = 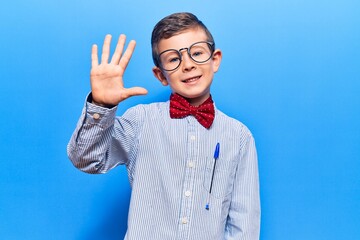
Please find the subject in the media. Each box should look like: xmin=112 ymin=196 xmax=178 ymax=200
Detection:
xmin=68 ymin=12 xmax=260 ymax=240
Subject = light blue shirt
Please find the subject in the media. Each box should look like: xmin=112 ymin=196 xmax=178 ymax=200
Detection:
xmin=67 ymin=97 xmax=260 ymax=240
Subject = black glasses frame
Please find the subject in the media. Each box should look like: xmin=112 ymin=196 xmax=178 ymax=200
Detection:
xmin=157 ymin=41 xmax=215 ymax=71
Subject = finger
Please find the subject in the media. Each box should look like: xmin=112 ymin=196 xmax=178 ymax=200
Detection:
xmin=101 ymin=34 xmax=112 ymax=64
xmin=110 ymin=34 xmax=126 ymax=64
xmin=91 ymin=44 xmax=98 ymax=68
xmin=119 ymin=40 xmax=136 ymax=71
xmin=122 ymin=87 xmax=148 ymax=100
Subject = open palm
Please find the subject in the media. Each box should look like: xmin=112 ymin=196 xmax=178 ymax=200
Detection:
xmin=90 ymin=34 xmax=148 ymax=106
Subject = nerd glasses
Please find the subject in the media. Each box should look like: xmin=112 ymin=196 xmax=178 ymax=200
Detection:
xmin=157 ymin=41 xmax=215 ymax=71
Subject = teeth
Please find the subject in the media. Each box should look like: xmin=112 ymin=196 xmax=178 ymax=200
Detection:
xmin=184 ymin=76 xmax=199 ymax=83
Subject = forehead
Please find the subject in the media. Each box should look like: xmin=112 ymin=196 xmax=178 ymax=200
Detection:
xmin=157 ymin=28 xmax=208 ymax=53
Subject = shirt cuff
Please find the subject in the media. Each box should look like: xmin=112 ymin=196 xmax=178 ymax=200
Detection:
xmin=84 ymin=93 xmax=118 ymax=128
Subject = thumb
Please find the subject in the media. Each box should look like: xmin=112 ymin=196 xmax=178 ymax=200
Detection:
xmin=121 ymin=87 xmax=148 ymax=99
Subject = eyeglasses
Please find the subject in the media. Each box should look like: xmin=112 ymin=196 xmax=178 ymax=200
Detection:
xmin=157 ymin=41 xmax=215 ymax=71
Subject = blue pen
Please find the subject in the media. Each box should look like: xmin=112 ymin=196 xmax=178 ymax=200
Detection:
xmin=206 ymin=143 xmax=220 ymax=210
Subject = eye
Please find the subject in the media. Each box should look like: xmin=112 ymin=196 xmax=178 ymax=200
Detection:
xmin=192 ymin=51 xmax=203 ymax=57
xmin=168 ymin=57 xmax=180 ymax=63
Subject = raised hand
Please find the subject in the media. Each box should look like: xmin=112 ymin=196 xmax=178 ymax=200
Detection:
xmin=90 ymin=34 xmax=148 ymax=106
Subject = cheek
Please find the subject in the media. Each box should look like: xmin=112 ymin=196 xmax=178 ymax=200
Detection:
xmin=166 ymin=71 xmax=180 ymax=82
xmin=203 ymin=65 xmax=215 ymax=75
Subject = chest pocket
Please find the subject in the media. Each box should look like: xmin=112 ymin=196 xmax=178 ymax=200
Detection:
xmin=203 ymin=156 xmax=236 ymax=199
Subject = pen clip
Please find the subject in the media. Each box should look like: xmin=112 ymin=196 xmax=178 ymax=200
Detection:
xmin=213 ymin=143 xmax=220 ymax=159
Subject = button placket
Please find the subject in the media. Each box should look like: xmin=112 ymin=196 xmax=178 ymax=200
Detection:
xmin=177 ymin=125 xmax=198 ymax=239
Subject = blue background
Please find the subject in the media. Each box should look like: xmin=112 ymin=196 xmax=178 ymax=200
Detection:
xmin=1 ymin=0 xmax=359 ymax=239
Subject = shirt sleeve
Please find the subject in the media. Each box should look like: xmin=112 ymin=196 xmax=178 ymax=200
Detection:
xmin=67 ymin=94 xmax=144 ymax=174
xmin=225 ymin=132 xmax=261 ymax=240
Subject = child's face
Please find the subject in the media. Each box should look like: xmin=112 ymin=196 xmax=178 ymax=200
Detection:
xmin=152 ymin=28 xmax=222 ymax=106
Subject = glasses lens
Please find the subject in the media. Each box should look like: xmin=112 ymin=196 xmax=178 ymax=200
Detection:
xmin=189 ymin=42 xmax=213 ymax=63
xmin=159 ymin=50 xmax=181 ymax=71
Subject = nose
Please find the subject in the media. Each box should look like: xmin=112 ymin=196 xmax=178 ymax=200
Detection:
xmin=180 ymin=50 xmax=196 ymax=72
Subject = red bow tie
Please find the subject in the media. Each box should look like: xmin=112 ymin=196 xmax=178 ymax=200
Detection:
xmin=170 ymin=93 xmax=215 ymax=129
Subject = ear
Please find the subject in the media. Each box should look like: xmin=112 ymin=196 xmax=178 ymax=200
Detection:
xmin=152 ymin=66 xmax=169 ymax=86
xmin=211 ymin=49 xmax=222 ymax=73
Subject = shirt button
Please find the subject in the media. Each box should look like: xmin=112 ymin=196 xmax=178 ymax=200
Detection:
xmin=181 ymin=217 xmax=188 ymax=224
xmin=185 ymin=191 xmax=191 ymax=197
xmin=188 ymin=161 xmax=195 ymax=168
xmin=93 ymin=113 xmax=101 ymax=120
xmin=190 ymin=135 xmax=196 ymax=141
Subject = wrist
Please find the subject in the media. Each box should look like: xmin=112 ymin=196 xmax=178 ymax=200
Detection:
xmin=88 ymin=93 xmax=116 ymax=109
xmin=92 ymin=100 xmax=116 ymax=109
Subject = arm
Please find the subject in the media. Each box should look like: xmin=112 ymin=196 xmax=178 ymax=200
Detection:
xmin=225 ymin=133 xmax=261 ymax=239
xmin=67 ymin=97 xmax=119 ymax=173
xmin=67 ymin=34 xmax=147 ymax=173
xmin=67 ymin=97 xmax=144 ymax=174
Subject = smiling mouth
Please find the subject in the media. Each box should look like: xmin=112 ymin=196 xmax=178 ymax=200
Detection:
xmin=182 ymin=76 xmax=201 ymax=83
